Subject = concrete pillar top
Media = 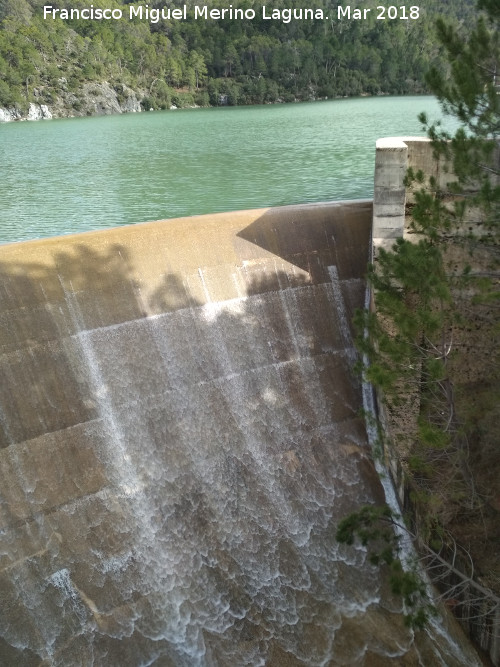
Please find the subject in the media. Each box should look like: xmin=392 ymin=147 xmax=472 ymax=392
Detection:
xmin=376 ymin=136 xmax=430 ymax=150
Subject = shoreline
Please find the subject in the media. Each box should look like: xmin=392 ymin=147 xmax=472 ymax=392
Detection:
xmin=0 ymin=89 xmax=411 ymax=124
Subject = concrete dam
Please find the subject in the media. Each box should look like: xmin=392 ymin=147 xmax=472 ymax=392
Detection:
xmin=0 ymin=200 xmax=481 ymax=665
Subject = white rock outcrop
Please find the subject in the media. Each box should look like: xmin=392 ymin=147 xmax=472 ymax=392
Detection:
xmin=0 ymin=108 xmax=22 ymax=122
xmin=0 ymin=83 xmax=142 ymax=121
xmin=78 ymin=82 xmax=142 ymax=115
xmin=40 ymin=105 xmax=52 ymax=119
xmin=27 ymin=103 xmax=53 ymax=121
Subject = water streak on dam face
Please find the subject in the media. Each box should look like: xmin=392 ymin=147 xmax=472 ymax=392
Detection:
xmin=0 ymin=202 xmax=480 ymax=665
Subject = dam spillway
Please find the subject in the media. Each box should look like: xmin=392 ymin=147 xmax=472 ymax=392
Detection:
xmin=0 ymin=201 xmax=479 ymax=666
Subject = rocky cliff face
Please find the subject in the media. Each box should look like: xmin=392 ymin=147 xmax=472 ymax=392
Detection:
xmin=0 ymin=103 xmax=52 ymax=122
xmin=0 ymin=82 xmax=142 ymax=122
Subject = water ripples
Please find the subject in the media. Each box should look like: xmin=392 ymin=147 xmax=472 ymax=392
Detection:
xmin=0 ymin=96 xmax=450 ymax=243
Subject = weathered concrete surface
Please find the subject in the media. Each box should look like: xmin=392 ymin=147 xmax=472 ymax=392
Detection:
xmin=0 ymin=201 xmax=370 ymax=446
xmin=0 ymin=201 xmax=482 ymax=666
xmin=373 ymin=136 xmax=500 ymax=254
xmin=373 ymin=137 xmax=409 ymax=248
xmin=373 ymin=136 xmax=458 ymax=251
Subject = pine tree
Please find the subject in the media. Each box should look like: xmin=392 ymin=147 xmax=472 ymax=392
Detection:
xmin=421 ymin=0 xmax=499 ymax=236
xmin=349 ymin=0 xmax=500 ymax=633
xmin=360 ymin=0 xmax=499 ymax=505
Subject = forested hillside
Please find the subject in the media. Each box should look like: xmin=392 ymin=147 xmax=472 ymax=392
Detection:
xmin=0 ymin=0 xmax=476 ymax=116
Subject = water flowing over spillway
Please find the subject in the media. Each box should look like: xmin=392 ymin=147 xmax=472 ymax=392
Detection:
xmin=0 ymin=203 xmax=480 ymax=665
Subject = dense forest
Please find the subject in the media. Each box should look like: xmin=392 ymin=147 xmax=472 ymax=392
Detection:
xmin=0 ymin=0 xmax=476 ymax=115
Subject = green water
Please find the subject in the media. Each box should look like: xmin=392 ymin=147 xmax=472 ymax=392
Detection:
xmin=1 ymin=96 xmax=449 ymax=243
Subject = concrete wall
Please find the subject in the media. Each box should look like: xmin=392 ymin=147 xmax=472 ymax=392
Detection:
xmin=0 ymin=200 xmax=372 ymax=450
xmin=372 ymin=135 xmax=457 ymax=251
xmin=373 ymin=135 xmax=500 ymax=253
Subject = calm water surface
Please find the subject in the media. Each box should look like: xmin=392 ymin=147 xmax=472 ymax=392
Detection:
xmin=1 ymin=96 xmax=450 ymax=243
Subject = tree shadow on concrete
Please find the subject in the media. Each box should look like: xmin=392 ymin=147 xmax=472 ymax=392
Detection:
xmin=0 ymin=242 xmax=152 ymax=665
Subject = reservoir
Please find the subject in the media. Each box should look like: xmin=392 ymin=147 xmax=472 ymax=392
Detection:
xmin=1 ymin=96 xmax=447 ymax=243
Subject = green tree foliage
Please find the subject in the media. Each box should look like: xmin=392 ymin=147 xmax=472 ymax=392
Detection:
xmin=420 ymin=0 xmax=499 ymax=244
xmin=360 ymin=0 xmax=498 ymax=497
xmin=0 ymin=0 xmax=476 ymax=111
xmin=350 ymin=0 xmax=499 ymax=623
xmin=336 ymin=505 xmax=436 ymax=629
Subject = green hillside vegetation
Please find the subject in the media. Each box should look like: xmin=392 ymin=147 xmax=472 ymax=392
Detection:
xmin=0 ymin=0 xmax=476 ymax=114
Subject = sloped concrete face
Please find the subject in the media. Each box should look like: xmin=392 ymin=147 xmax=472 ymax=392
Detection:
xmin=0 ymin=203 xmax=481 ymax=666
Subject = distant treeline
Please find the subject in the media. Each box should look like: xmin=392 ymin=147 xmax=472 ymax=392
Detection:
xmin=0 ymin=0 xmax=477 ymax=112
